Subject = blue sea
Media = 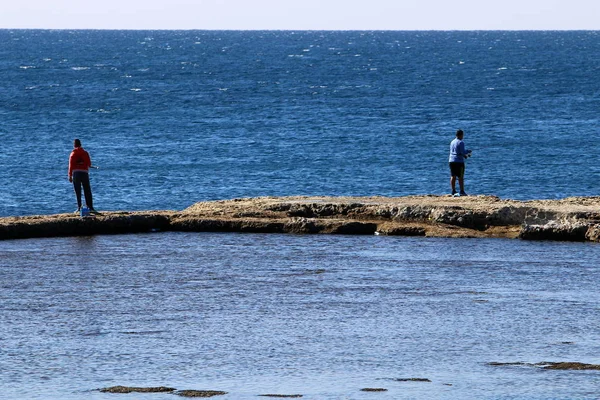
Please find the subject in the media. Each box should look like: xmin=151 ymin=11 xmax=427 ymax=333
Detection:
xmin=2 ymin=30 xmax=600 ymax=399
xmin=1 ymin=30 xmax=600 ymax=216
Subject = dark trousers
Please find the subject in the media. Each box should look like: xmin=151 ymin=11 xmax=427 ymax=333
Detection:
xmin=72 ymin=171 xmax=93 ymax=209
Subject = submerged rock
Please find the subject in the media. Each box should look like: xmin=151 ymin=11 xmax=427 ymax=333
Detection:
xmin=543 ymin=362 xmax=600 ymax=370
xmin=489 ymin=361 xmax=600 ymax=370
xmin=394 ymin=378 xmax=432 ymax=382
xmin=360 ymin=388 xmax=388 ymax=392
xmin=99 ymin=386 xmax=176 ymax=393
xmin=175 ymin=390 xmax=228 ymax=397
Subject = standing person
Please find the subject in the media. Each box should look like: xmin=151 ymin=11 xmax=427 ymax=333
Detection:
xmin=448 ymin=129 xmax=472 ymax=196
xmin=68 ymin=139 xmax=97 ymax=214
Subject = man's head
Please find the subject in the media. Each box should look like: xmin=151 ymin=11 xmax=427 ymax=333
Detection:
xmin=74 ymin=139 xmax=82 ymax=148
xmin=456 ymin=129 xmax=464 ymax=139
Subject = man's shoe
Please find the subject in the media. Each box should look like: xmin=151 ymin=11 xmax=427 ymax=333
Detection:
xmin=74 ymin=208 xmax=81 ymax=214
xmin=459 ymin=191 xmax=468 ymax=196
xmin=89 ymin=208 xmax=100 ymax=215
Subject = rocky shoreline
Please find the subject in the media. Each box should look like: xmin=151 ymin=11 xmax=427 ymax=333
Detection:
xmin=3 ymin=195 xmax=600 ymax=242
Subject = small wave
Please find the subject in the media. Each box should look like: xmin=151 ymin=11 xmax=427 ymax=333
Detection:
xmin=130 ymin=88 xmax=142 ymax=92
xmin=81 ymin=330 xmax=110 ymax=337
xmin=19 ymin=65 xmax=35 ymax=69
xmin=498 ymin=67 xmax=508 ymax=70
xmin=71 ymin=67 xmax=90 ymax=71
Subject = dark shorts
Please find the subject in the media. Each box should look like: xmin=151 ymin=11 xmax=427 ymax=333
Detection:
xmin=449 ymin=162 xmax=465 ymax=178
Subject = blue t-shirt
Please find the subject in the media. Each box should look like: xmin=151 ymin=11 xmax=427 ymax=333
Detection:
xmin=449 ymin=138 xmax=469 ymax=163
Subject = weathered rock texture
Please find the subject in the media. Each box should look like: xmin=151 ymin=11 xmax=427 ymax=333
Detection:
xmin=3 ymin=195 xmax=600 ymax=242
xmin=99 ymin=386 xmax=176 ymax=393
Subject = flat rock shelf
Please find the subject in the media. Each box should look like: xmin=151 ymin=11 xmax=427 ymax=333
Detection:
xmin=3 ymin=195 xmax=600 ymax=242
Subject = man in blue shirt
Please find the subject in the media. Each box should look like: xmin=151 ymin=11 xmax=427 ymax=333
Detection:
xmin=448 ymin=129 xmax=472 ymax=196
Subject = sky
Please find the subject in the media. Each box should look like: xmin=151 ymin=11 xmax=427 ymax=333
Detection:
xmin=1 ymin=0 xmax=599 ymax=30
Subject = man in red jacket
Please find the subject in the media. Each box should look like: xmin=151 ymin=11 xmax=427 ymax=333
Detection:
xmin=68 ymin=139 xmax=97 ymax=214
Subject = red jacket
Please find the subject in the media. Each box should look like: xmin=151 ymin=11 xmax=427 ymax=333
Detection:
xmin=68 ymin=147 xmax=92 ymax=177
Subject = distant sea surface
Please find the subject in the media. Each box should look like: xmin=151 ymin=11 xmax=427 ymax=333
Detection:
xmin=2 ymin=31 xmax=600 ymax=400
xmin=1 ymin=30 xmax=600 ymax=217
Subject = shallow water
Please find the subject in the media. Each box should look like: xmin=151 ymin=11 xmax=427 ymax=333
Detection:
xmin=1 ymin=233 xmax=600 ymax=399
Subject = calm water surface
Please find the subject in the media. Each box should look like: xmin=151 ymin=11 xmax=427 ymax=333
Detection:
xmin=1 ymin=232 xmax=600 ymax=399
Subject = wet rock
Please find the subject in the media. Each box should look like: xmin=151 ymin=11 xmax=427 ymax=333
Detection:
xmin=377 ymin=226 xmax=426 ymax=236
xmin=543 ymin=362 xmax=600 ymax=370
xmin=175 ymin=390 xmax=228 ymax=397
xmin=327 ymin=222 xmax=378 ymax=235
xmin=488 ymin=361 xmax=600 ymax=370
xmin=488 ymin=362 xmax=530 ymax=367
xmin=519 ymin=221 xmax=589 ymax=241
xmin=99 ymin=386 xmax=176 ymax=393
xmin=172 ymin=218 xmax=286 ymax=234
xmin=360 ymin=388 xmax=388 ymax=392
xmin=394 ymin=378 xmax=431 ymax=382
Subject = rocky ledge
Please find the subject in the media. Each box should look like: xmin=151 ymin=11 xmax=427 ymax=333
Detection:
xmin=3 ymin=195 xmax=600 ymax=242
